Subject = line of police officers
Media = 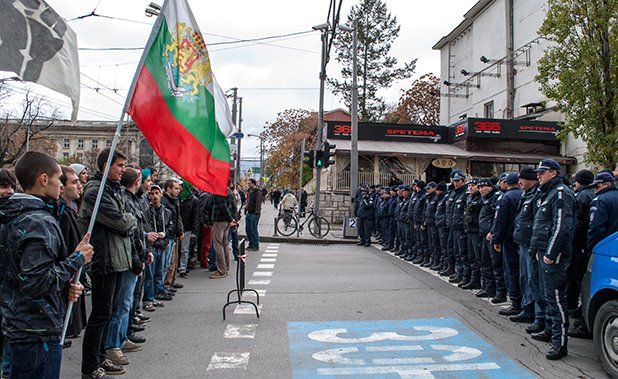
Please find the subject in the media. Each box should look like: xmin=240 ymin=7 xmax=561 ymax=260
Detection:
xmin=355 ymin=158 xmax=618 ymax=361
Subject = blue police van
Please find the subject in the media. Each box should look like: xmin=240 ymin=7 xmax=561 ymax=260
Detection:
xmin=582 ymin=230 xmax=618 ymax=377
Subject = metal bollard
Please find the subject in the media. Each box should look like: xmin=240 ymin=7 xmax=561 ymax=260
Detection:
xmin=273 ymin=217 xmax=278 ymax=236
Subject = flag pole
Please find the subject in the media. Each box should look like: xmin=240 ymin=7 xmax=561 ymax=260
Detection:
xmin=60 ymin=109 xmax=127 ymax=345
xmin=59 ymin=0 xmax=168 ymax=346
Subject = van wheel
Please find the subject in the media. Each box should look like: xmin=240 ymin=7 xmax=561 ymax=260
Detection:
xmin=594 ymin=300 xmax=618 ymax=377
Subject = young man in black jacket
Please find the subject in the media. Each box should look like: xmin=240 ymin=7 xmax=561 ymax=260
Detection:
xmin=161 ymin=179 xmax=184 ymax=290
xmin=1 ymin=152 xmax=93 ymax=379
xmin=245 ymin=179 xmax=262 ymax=251
xmin=210 ymin=184 xmax=237 ymax=279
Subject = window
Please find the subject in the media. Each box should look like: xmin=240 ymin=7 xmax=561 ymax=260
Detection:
xmin=63 ymin=138 xmax=70 ymax=149
xmin=77 ymin=139 xmax=84 ymax=149
xmin=63 ymin=152 xmax=69 ymax=159
xmin=484 ymin=101 xmax=494 ymax=118
xmin=91 ymin=139 xmax=98 ymax=149
xmin=106 ymin=139 xmax=112 ymax=147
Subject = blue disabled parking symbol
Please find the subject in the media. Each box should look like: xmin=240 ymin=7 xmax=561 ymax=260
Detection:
xmin=287 ymin=318 xmax=534 ymax=378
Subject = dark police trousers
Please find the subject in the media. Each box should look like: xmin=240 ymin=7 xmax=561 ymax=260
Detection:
xmin=540 ymin=253 xmax=570 ymax=347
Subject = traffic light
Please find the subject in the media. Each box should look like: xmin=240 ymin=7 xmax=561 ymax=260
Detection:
xmin=315 ymin=150 xmax=324 ymax=168
xmin=303 ymin=150 xmax=315 ymax=168
xmin=323 ymin=142 xmax=336 ymax=168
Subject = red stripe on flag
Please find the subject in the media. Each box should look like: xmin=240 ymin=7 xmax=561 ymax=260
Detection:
xmin=128 ymin=67 xmax=230 ymax=196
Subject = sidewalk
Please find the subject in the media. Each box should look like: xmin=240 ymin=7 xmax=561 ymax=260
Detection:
xmin=237 ymin=200 xmax=354 ymax=244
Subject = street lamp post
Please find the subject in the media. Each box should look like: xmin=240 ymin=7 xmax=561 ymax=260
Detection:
xmin=247 ymin=133 xmax=264 ymax=187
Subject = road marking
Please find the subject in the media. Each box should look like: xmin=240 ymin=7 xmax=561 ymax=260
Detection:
xmin=243 ymin=289 xmax=266 ymax=298
xmin=257 ymin=264 xmax=275 ymax=269
xmin=253 ymin=271 xmax=273 ymax=277
xmin=268 ymin=243 xmax=280 ymax=246
xmin=262 ymin=253 xmax=278 ymax=257
xmin=234 ymin=303 xmax=263 ymax=315
xmin=206 ymin=352 xmax=250 ymax=370
xmin=260 ymin=258 xmax=276 ymax=262
xmin=248 ymin=279 xmax=271 ymax=285
xmin=224 ymin=324 xmax=258 ymax=339
xmin=288 ymin=318 xmax=535 ymax=379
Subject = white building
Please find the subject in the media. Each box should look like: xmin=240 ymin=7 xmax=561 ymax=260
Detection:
xmin=432 ymin=0 xmax=586 ymax=171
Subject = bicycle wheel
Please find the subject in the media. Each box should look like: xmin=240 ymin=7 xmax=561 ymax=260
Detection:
xmin=308 ymin=216 xmax=330 ymax=238
xmin=276 ymin=215 xmax=298 ymax=236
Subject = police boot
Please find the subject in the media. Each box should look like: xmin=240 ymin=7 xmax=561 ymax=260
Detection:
xmin=457 ymin=277 xmax=470 ymax=288
xmin=439 ymin=264 xmax=455 ymax=277
xmin=498 ymin=303 xmax=521 ymax=316
xmin=404 ymin=253 xmax=415 ymax=261
xmin=394 ymin=249 xmax=405 ymax=256
xmin=421 ymin=255 xmax=432 ymax=267
xmin=430 ymin=259 xmax=441 ymax=271
xmin=356 ymin=240 xmax=365 ymax=246
xmin=448 ymin=274 xmax=462 ymax=284
xmin=546 ymin=345 xmax=568 ymax=360
xmin=412 ymin=254 xmax=425 ymax=265
xmin=462 ymin=280 xmax=481 ymax=290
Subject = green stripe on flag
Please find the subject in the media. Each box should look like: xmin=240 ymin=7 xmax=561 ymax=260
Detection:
xmin=144 ymin=18 xmax=230 ymax=162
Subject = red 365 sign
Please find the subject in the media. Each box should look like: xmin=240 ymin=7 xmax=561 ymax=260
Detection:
xmin=473 ymin=121 xmax=501 ymax=134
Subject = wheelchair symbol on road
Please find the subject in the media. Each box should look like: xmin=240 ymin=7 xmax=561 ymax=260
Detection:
xmin=288 ymin=318 xmax=534 ymax=378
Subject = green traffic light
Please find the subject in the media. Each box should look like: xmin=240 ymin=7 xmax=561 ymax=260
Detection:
xmin=316 ymin=159 xmax=323 ymax=168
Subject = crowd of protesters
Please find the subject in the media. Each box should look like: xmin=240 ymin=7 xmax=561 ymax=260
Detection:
xmin=356 ymin=160 xmax=618 ymax=361
xmin=0 ymin=149 xmax=263 ymax=379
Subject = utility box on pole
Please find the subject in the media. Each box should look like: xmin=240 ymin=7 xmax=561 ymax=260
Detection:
xmin=343 ymin=217 xmax=359 ymax=238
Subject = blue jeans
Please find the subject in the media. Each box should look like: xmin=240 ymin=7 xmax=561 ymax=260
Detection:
xmin=105 ymin=270 xmax=138 ymax=351
xmin=143 ymin=247 xmax=166 ymax=303
xmin=229 ymin=227 xmax=239 ymax=259
xmin=8 ymin=341 xmax=62 ymax=379
xmin=178 ymin=237 xmax=191 ymax=274
xmin=208 ymin=243 xmax=217 ymax=271
xmin=245 ymin=213 xmax=260 ymax=248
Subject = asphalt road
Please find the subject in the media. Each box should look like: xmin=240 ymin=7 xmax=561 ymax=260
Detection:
xmin=61 ymin=242 xmax=608 ymax=378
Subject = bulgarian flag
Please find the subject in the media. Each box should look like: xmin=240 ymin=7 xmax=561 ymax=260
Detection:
xmin=127 ymin=0 xmax=235 ymax=196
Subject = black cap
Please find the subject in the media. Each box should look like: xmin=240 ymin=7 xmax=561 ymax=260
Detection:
xmin=402 ymin=185 xmax=411 ymax=192
xmin=533 ymin=158 xmax=561 ymax=172
xmin=498 ymin=172 xmax=508 ymax=182
xmin=505 ymin=173 xmax=519 ymax=184
xmin=467 ymin=178 xmax=478 ymax=185
xmin=436 ymin=181 xmax=447 ymax=192
xmin=519 ymin=166 xmax=537 ymax=181
xmin=451 ymin=171 xmax=466 ymax=181
xmin=592 ymin=172 xmax=616 ymax=185
xmin=575 ymin=169 xmax=594 ymax=185
xmin=478 ymin=178 xmax=492 ymax=187
xmin=426 ymin=181 xmax=437 ymax=188
xmin=416 ymin=180 xmax=426 ymax=189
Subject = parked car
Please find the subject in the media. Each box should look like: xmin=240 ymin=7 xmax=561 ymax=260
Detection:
xmin=582 ymin=230 xmax=618 ymax=377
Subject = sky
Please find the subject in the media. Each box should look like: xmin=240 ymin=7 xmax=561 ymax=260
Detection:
xmin=2 ymin=0 xmax=479 ymax=159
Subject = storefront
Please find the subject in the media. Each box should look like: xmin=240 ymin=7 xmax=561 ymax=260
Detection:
xmin=325 ymin=118 xmax=575 ymax=190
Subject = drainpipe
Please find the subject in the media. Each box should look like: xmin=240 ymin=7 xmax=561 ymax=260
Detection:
xmin=505 ymin=0 xmax=515 ymax=119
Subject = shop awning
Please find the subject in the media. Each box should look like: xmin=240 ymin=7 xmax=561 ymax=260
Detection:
xmin=332 ymin=140 xmax=577 ymax=165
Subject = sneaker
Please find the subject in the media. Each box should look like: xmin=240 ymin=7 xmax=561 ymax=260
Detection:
xmin=136 ymin=313 xmax=151 ymax=321
xmin=143 ymin=303 xmax=156 ymax=312
xmin=179 ymin=273 xmax=189 ymax=279
xmin=210 ymin=272 xmax=226 ymax=279
xmin=82 ymin=368 xmax=112 ymax=379
xmin=546 ymin=345 xmax=568 ymax=360
xmin=100 ymin=359 xmax=127 ymax=375
xmin=132 ymin=316 xmax=149 ymax=325
xmin=155 ymin=293 xmax=173 ymax=301
xmin=127 ymin=333 xmax=147 ymax=344
xmin=105 ymin=349 xmax=129 ymax=365
xmin=122 ymin=340 xmax=143 ymax=353
xmin=152 ymin=301 xmax=165 ymax=307
xmin=172 ymin=282 xmax=184 ymax=289
xmin=132 ymin=324 xmax=145 ymax=332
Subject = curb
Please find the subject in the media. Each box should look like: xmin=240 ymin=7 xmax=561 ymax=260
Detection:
xmin=238 ymin=234 xmax=358 ymax=245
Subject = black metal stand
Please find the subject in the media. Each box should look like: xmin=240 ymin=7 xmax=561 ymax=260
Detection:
xmin=223 ymin=238 xmax=260 ymax=320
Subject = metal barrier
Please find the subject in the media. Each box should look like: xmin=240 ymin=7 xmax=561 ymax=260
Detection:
xmin=222 ymin=238 xmax=260 ymax=320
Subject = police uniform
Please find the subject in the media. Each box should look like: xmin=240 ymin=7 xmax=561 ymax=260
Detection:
xmin=448 ymin=173 xmax=468 ymax=283
xmin=463 ymin=179 xmax=482 ymax=288
xmin=424 ymin=183 xmax=439 ymax=269
xmin=477 ymin=179 xmax=505 ymax=300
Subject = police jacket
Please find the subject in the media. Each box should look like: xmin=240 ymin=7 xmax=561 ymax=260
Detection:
xmin=389 ymin=195 xmax=400 ymax=224
xmin=378 ymin=197 xmax=393 ymax=219
xmin=425 ymin=192 xmax=438 ymax=226
xmin=574 ymin=184 xmax=595 ymax=252
xmin=513 ymin=183 xmax=540 ymax=247
xmin=449 ymin=186 xmax=467 ymax=230
xmin=161 ymin=193 xmax=184 ymax=239
xmin=79 ymin=172 xmax=136 ymax=275
xmin=0 ymin=194 xmax=85 ymax=343
xmin=479 ymin=189 xmax=499 ymax=237
xmin=491 ymin=187 xmax=522 ymax=245
xmin=435 ymin=192 xmax=448 ymax=228
xmin=357 ymin=194 xmax=375 ymax=219
xmin=413 ymin=190 xmax=427 ymax=226
xmin=399 ymin=195 xmax=411 ymax=223
xmin=530 ymin=176 xmax=576 ymax=262
xmin=464 ymin=191 xmax=482 ymax=233
xmin=587 ymin=186 xmax=618 ymax=251
xmin=444 ymin=188 xmax=456 ymax=228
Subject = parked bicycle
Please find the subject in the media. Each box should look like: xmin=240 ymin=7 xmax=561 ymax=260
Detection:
xmin=275 ymin=207 xmax=330 ymax=238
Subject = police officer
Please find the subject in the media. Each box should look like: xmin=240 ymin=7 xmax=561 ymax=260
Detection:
xmin=492 ymin=172 xmax=523 ymax=316
xmin=587 ymin=171 xmax=618 ymax=251
xmin=404 ymin=181 xmax=420 ymax=261
xmin=512 ymin=166 xmax=544 ymax=331
xmin=434 ymin=182 xmax=449 ymax=272
xmin=477 ymin=178 xmax=505 ymax=302
xmin=356 ymin=185 xmax=375 ymax=247
xmin=462 ymin=178 xmax=482 ymax=289
xmin=379 ymin=188 xmax=394 ymax=250
xmin=424 ymin=182 xmax=439 ymax=268
xmin=393 ymin=186 xmax=404 ymax=254
xmin=529 ymin=159 xmax=576 ymax=361
xmin=448 ymin=170 xmax=468 ymax=284
xmin=412 ymin=181 xmax=428 ymax=264
xmin=384 ymin=187 xmax=399 ymax=251
xmin=395 ymin=186 xmax=411 ymax=257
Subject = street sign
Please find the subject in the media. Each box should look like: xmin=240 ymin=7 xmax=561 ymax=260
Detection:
xmin=288 ymin=318 xmax=535 ymax=378
xmin=232 ymin=132 xmax=244 ymax=139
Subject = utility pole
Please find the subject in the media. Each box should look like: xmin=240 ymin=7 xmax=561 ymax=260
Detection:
xmin=349 ymin=22 xmax=359 ymax=217
xmin=236 ymin=97 xmax=243 ymax=184
xmin=314 ymin=26 xmax=328 ymax=218
xmin=229 ymin=87 xmax=238 ymax=182
xmin=298 ymin=138 xmax=305 ymax=236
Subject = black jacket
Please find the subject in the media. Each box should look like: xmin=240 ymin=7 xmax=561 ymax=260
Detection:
xmin=449 ymin=186 xmax=467 ymax=230
xmin=180 ymin=193 xmax=200 ymax=236
xmin=464 ymin=191 xmax=482 ymax=233
xmin=0 ymin=194 xmax=84 ymax=343
xmin=479 ymin=189 xmax=499 ymax=237
xmin=211 ymin=188 xmax=235 ymax=223
xmin=424 ymin=192 xmax=438 ymax=226
xmin=435 ymin=192 xmax=448 ymax=228
xmin=146 ymin=204 xmax=173 ymax=250
xmin=588 ymin=186 xmax=618 ymax=251
xmin=357 ymin=193 xmax=375 ymax=219
xmin=574 ymin=184 xmax=595 ymax=253
xmin=413 ymin=190 xmax=427 ymax=226
xmin=513 ymin=183 xmax=540 ymax=247
xmin=124 ymin=190 xmax=147 ymax=274
xmin=246 ymin=188 xmax=262 ymax=215
xmin=161 ymin=194 xmax=184 ymax=239
xmin=530 ymin=177 xmax=576 ymax=262
xmin=491 ymin=187 xmax=522 ymax=245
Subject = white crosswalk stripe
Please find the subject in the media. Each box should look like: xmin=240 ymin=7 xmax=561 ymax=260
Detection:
xmin=207 ymin=352 xmax=250 ymax=370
